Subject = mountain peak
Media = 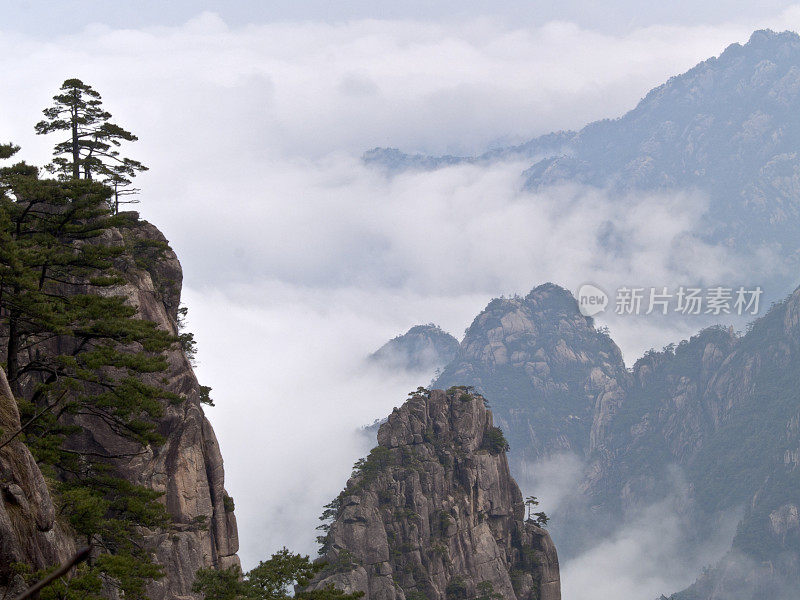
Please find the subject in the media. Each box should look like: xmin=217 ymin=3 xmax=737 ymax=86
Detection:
xmin=745 ymin=28 xmax=800 ymax=48
xmin=524 ymin=283 xmax=582 ymax=313
xmin=370 ymin=324 xmax=459 ymax=372
xmin=433 ymin=285 xmax=626 ymax=462
xmin=307 ymin=388 xmax=561 ymax=600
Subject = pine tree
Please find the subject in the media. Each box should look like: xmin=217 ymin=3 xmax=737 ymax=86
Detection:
xmin=193 ymin=548 xmax=364 ymax=600
xmin=34 ymin=78 xmax=147 ymax=212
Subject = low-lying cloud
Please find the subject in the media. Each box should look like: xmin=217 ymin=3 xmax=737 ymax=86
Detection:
xmin=518 ymin=455 xmax=741 ymax=600
xmin=560 ymin=497 xmax=739 ymax=600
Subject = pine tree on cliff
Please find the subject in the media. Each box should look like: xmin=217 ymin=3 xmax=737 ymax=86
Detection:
xmin=34 ymin=78 xmax=147 ymax=212
xmin=0 ymin=144 xmax=181 ymax=598
xmin=193 ymin=548 xmax=364 ymax=600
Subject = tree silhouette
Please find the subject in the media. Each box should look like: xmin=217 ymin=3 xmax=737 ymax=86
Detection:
xmin=35 ymin=78 xmax=147 ymax=211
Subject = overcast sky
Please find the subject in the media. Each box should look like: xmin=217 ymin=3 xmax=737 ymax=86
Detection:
xmin=3 ymin=3 xmax=799 ymax=598
xmin=3 ymin=0 xmax=798 ymax=35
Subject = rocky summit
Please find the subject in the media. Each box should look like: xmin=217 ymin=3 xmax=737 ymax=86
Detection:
xmin=433 ymin=283 xmax=626 ymax=470
xmin=307 ymin=388 xmax=560 ymax=600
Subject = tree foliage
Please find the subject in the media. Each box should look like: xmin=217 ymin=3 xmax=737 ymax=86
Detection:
xmin=524 ymin=496 xmax=549 ymax=527
xmin=481 ymin=426 xmax=509 ymax=455
xmin=34 ymin=78 xmax=147 ymax=212
xmin=474 ymin=580 xmax=502 ymax=600
xmin=193 ymin=549 xmax=364 ymax=600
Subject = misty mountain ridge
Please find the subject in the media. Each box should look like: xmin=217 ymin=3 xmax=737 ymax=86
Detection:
xmin=366 ymin=29 xmax=800 ymax=264
xmin=363 ymin=131 xmax=576 ymax=173
xmin=369 ymin=324 xmax=459 ymax=373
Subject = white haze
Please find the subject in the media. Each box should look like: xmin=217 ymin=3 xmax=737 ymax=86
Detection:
xmin=561 ymin=496 xmax=740 ymax=600
xmin=518 ymin=455 xmax=742 ymax=600
xmin=3 ymin=7 xmax=800 ymax=597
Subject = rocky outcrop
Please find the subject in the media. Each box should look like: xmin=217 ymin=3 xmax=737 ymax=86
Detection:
xmin=0 ymin=367 xmax=74 ymax=597
xmin=101 ymin=215 xmax=240 ymax=598
xmin=434 ymin=284 xmax=627 ymax=468
xmin=0 ymin=213 xmax=239 ymax=599
xmin=370 ymin=325 xmax=459 ymax=373
xmin=307 ymin=388 xmax=560 ymax=600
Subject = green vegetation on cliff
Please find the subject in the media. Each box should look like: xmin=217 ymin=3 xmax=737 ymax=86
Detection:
xmin=193 ymin=549 xmax=363 ymax=600
xmin=0 ymin=80 xmax=179 ymax=599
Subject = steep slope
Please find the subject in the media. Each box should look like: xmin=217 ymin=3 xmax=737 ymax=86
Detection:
xmin=96 ymin=215 xmax=241 ymax=598
xmin=656 ymin=288 xmax=800 ymax=599
xmin=0 ymin=213 xmax=239 ymax=599
xmin=433 ymin=284 xmax=627 ymax=469
xmin=307 ymin=388 xmax=560 ymax=600
xmin=582 ymin=325 xmax=740 ymax=516
xmin=581 ymin=286 xmax=800 ymax=600
xmin=370 ymin=325 xmax=459 ymax=373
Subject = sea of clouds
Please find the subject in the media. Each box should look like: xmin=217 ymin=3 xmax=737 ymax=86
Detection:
xmin=4 ymin=8 xmax=800 ymax=598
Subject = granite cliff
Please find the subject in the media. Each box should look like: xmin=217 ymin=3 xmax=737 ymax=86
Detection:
xmin=0 ymin=214 xmax=239 ymax=599
xmin=104 ymin=216 xmax=240 ymax=598
xmin=307 ymin=388 xmax=560 ymax=600
xmin=0 ymin=366 xmax=75 ymax=596
xmin=433 ymin=284 xmax=627 ymax=472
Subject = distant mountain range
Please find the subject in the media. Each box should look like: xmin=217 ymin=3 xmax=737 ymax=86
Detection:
xmin=367 ymin=29 xmax=800 ymax=272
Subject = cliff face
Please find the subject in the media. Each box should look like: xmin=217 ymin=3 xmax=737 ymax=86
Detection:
xmin=0 ymin=214 xmax=239 ymax=599
xmin=308 ymin=388 xmax=560 ymax=600
xmin=659 ymin=287 xmax=800 ymax=599
xmin=582 ymin=325 xmax=739 ymax=515
xmin=101 ymin=217 xmax=240 ymax=598
xmin=434 ymin=284 xmax=627 ymax=468
xmin=0 ymin=367 xmax=74 ymax=596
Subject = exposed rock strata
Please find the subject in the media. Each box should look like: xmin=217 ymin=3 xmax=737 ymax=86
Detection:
xmin=308 ymin=388 xmax=560 ymax=600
